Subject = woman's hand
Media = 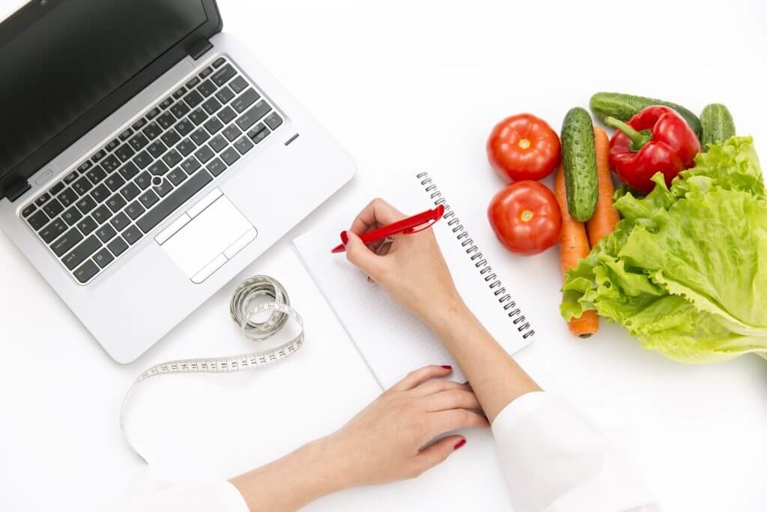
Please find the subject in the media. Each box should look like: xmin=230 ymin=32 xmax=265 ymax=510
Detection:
xmin=344 ymin=198 xmax=466 ymax=328
xmin=231 ymin=366 xmax=488 ymax=511
xmin=325 ymin=365 xmax=488 ymax=487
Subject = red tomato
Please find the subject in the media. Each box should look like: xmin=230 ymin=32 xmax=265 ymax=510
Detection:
xmin=488 ymin=181 xmax=562 ymax=255
xmin=487 ymin=113 xmax=561 ymax=182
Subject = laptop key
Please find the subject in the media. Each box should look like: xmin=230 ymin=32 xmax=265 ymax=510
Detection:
xmin=162 ymin=149 xmax=182 ymax=168
xmin=161 ymin=129 xmax=181 ymax=148
xmin=204 ymin=117 xmax=224 ymax=135
xmin=175 ymin=119 xmax=194 ymax=137
xmin=133 ymin=151 xmax=153 ymax=170
xmin=77 ymin=216 xmax=98 ymax=236
xmin=190 ymin=128 xmax=210 ymax=145
xmin=125 ymin=201 xmax=145 ymax=220
xmin=218 ymin=106 xmax=237 ymax=124
xmin=74 ymin=260 xmax=99 ymax=284
xmin=63 ymin=235 xmax=101 ymax=270
xmin=135 ymin=171 xmax=153 ymax=190
xmin=181 ymin=157 xmax=201 ymax=175
xmin=118 ymin=128 xmax=134 ymax=141
xmin=51 ymin=228 xmax=83 ymax=256
xmin=106 ymin=194 xmax=127 ymax=213
xmin=146 ymin=107 xmax=161 ymax=120
xmin=73 ymin=177 xmax=94 ymax=196
xmin=160 ymin=97 xmax=174 ymax=110
xmin=105 ymin=173 xmax=126 ymax=192
xmin=173 ymin=86 xmax=187 ymax=100
xmin=22 ymin=204 xmax=36 ymax=218
xmin=229 ymin=76 xmax=248 ymax=94
xmin=206 ymin=157 xmax=227 ymax=177
xmin=49 ymin=182 xmax=65 ymax=196
xmin=221 ymin=147 xmax=240 ymax=166
xmin=143 ymin=122 xmax=163 ymax=141
xmin=202 ymin=97 xmax=222 ymax=115
xmin=62 ymin=206 xmax=83 ymax=226
xmin=235 ymin=136 xmax=254 ymax=155
xmin=92 ymin=149 xmax=106 ymax=162
xmin=264 ymin=112 xmax=284 ymax=130
xmin=236 ymin=101 xmax=271 ymax=131
xmin=185 ymin=76 xmax=200 ymax=89
xmin=106 ymin=139 xmax=120 ymax=152
xmin=149 ymin=161 xmax=169 ymax=176
xmin=86 ymin=165 xmax=107 ymax=185
xmin=129 ymin=133 xmax=150 ymax=151
xmin=171 ymin=102 xmax=191 ymax=119
xmin=195 ymin=146 xmax=215 ymax=164
xmin=40 ymin=218 xmax=67 ymax=244
xmin=96 ymin=224 xmax=117 ymax=243
xmin=189 ymin=108 xmax=208 ymax=126
xmin=75 ymin=196 xmax=97 ymax=214
xmin=157 ymin=112 xmax=176 ymax=130
xmin=209 ymin=135 xmax=228 ymax=153
xmin=250 ymin=126 xmax=271 ymax=145
xmin=28 ymin=210 xmax=50 ymax=231
xmin=120 ymin=182 xmax=141 ymax=202
xmin=132 ymin=118 xmax=147 ymax=131
xmin=58 ymin=188 xmax=78 ymax=207
xmin=91 ymin=205 xmax=111 ymax=225
xmin=232 ymin=88 xmax=259 ymax=113
xmin=119 ymin=161 xmax=139 ymax=181
xmin=212 ymin=57 xmax=226 ymax=68
xmin=43 ymin=199 xmax=64 ymax=218
xmin=91 ymin=184 xmax=111 ymax=203
xmin=147 ymin=140 xmax=167 ymax=159
xmin=137 ymin=171 xmax=212 ymax=234
xmin=102 ymin=154 xmax=121 ymax=173
xmin=167 ymin=168 xmax=187 ymax=186
xmin=222 ymin=124 xmax=242 ymax=142
xmin=138 ymin=190 xmax=159 ymax=209
xmin=93 ymin=248 xmax=114 ymax=269
xmin=215 ymin=86 xmax=235 ymax=105
xmin=110 ymin=212 xmax=130 ymax=231
xmin=115 ymin=143 xmax=136 ymax=162
xmin=198 ymin=80 xmax=217 ymax=97
xmin=107 ymin=237 xmax=129 ymax=257
xmin=184 ymin=90 xmax=204 ymax=108
xmin=199 ymin=66 xmax=214 ymax=79
xmin=123 ymin=225 xmax=143 ymax=245
xmin=64 ymin=170 xmax=80 ymax=183
xmin=211 ymin=64 xmax=237 ymax=87
xmin=154 ymin=179 xmax=173 ymax=198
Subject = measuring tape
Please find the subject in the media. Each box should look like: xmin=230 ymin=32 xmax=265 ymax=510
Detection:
xmin=120 ymin=275 xmax=305 ymax=463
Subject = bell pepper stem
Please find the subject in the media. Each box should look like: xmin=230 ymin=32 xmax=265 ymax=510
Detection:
xmin=605 ymin=117 xmax=652 ymax=152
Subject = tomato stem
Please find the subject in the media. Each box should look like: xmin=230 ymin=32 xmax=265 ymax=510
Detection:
xmin=518 ymin=138 xmax=531 ymax=150
xmin=521 ymin=210 xmax=534 ymax=222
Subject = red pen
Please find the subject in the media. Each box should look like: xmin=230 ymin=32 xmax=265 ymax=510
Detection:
xmin=331 ymin=205 xmax=445 ymax=253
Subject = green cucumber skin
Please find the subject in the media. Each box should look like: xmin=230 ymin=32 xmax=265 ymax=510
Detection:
xmin=561 ymin=107 xmax=598 ymax=222
xmin=700 ymin=103 xmax=736 ymax=149
xmin=590 ymin=92 xmax=702 ymax=139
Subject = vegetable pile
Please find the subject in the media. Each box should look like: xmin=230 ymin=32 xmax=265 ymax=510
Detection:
xmin=484 ymin=92 xmax=767 ymax=363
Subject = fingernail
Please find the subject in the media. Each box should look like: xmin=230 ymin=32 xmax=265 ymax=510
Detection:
xmin=340 ymin=231 xmax=349 ymax=245
xmin=441 ymin=365 xmax=452 ymax=370
xmin=454 ymin=439 xmax=466 ymax=451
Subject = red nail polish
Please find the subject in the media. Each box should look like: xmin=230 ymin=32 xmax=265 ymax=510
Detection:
xmin=340 ymin=231 xmax=349 ymax=245
xmin=441 ymin=365 xmax=452 ymax=370
xmin=454 ymin=439 xmax=466 ymax=451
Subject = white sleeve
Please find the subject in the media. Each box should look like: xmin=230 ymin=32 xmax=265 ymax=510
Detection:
xmin=118 ymin=480 xmax=249 ymax=512
xmin=491 ymin=391 xmax=661 ymax=512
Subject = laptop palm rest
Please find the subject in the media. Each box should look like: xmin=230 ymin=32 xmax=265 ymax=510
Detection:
xmin=158 ymin=189 xmax=257 ymax=284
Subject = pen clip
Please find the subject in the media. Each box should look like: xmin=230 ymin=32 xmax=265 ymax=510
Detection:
xmin=402 ymin=205 xmax=445 ymax=234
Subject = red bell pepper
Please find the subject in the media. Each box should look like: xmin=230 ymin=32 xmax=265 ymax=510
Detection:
xmin=605 ymin=106 xmax=701 ymax=194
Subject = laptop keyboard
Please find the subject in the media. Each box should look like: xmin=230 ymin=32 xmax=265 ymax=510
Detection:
xmin=21 ymin=57 xmax=284 ymax=285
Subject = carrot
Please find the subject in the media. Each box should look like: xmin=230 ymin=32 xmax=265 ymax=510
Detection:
xmin=586 ymin=127 xmax=620 ymax=246
xmin=555 ymin=163 xmax=599 ymax=338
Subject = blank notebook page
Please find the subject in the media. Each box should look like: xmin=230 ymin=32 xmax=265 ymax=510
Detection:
xmin=293 ymin=172 xmax=535 ymax=389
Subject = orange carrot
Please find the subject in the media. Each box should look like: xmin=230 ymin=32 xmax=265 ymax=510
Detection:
xmin=555 ymin=163 xmax=599 ymax=338
xmin=586 ymin=127 xmax=620 ymax=246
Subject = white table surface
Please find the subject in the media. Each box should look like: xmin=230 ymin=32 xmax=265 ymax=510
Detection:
xmin=2 ymin=1 xmax=767 ymax=511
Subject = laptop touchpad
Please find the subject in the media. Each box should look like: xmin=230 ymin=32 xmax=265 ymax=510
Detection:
xmin=158 ymin=190 xmax=257 ymax=284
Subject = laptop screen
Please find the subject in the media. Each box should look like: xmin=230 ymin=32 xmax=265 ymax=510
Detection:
xmin=0 ymin=0 xmax=212 ymax=196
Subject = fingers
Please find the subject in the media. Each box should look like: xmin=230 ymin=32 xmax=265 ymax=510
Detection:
xmin=409 ymin=378 xmax=469 ymax=398
xmin=345 ymin=231 xmax=385 ymax=277
xmin=349 ymin=198 xmax=406 ymax=236
xmin=423 ymin=390 xmax=482 ymax=412
xmin=389 ymin=365 xmax=453 ymax=392
xmin=411 ymin=435 xmax=466 ymax=477
xmin=429 ymin=409 xmax=490 ymax=437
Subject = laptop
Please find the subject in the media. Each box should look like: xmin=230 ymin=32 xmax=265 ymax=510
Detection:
xmin=0 ymin=0 xmax=355 ymax=363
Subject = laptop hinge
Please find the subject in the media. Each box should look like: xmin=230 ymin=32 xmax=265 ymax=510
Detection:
xmin=189 ymin=39 xmax=213 ymax=60
xmin=4 ymin=178 xmax=31 ymax=203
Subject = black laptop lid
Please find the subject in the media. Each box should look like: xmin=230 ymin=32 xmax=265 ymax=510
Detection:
xmin=0 ymin=0 xmax=222 ymax=200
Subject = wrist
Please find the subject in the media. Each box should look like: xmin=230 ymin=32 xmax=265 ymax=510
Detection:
xmin=423 ymin=292 xmax=473 ymax=335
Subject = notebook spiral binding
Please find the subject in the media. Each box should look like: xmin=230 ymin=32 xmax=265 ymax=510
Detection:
xmin=416 ymin=172 xmax=535 ymax=339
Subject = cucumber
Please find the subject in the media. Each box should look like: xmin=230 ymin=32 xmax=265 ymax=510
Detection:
xmin=561 ymin=107 xmax=598 ymax=222
xmin=700 ymin=103 xmax=736 ymax=149
xmin=590 ymin=92 xmax=702 ymax=139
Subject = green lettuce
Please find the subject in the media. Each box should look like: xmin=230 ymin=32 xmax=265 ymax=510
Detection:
xmin=561 ymin=136 xmax=767 ymax=363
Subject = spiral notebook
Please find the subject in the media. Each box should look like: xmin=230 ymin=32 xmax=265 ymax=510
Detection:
xmin=293 ymin=172 xmax=535 ymax=388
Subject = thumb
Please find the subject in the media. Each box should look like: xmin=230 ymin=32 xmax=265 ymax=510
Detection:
xmin=413 ymin=436 xmax=466 ymax=475
xmin=344 ymin=231 xmax=384 ymax=278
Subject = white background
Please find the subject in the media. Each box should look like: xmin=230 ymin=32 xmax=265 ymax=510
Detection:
xmin=1 ymin=0 xmax=767 ymax=511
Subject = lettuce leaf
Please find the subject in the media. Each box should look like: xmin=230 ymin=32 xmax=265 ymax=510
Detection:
xmin=561 ymin=136 xmax=767 ymax=363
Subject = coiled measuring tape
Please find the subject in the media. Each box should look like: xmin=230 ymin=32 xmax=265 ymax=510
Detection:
xmin=120 ymin=275 xmax=304 ymax=463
